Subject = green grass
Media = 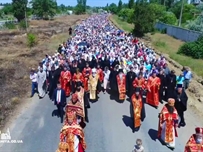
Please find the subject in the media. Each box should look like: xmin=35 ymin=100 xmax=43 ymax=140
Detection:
xmin=109 ymin=15 xmax=133 ymax=33
xmin=110 ymin=15 xmax=203 ymax=77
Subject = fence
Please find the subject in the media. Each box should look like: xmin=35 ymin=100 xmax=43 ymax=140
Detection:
xmin=155 ymin=22 xmax=202 ymax=42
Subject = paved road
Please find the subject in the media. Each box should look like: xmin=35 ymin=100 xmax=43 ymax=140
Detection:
xmin=0 ymin=92 xmax=202 ymax=152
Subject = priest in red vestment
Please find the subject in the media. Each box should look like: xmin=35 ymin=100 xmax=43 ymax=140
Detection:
xmin=56 ymin=110 xmax=86 ymax=152
xmin=132 ymin=72 xmax=145 ymax=94
xmin=82 ymin=63 xmax=91 ymax=92
xmin=131 ymin=88 xmax=143 ymax=132
xmin=158 ymin=98 xmax=179 ymax=150
xmin=72 ymin=68 xmax=84 ymax=92
xmin=184 ymin=127 xmax=203 ymax=152
xmin=116 ymin=68 xmax=126 ymax=101
xmin=146 ymin=71 xmax=161 ymax=108
xmin=62 ymin=67 xmax=72 ymax=97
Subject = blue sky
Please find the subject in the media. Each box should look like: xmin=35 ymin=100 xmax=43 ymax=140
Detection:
xmin=0 ymin=0 xmax=129 ymax=7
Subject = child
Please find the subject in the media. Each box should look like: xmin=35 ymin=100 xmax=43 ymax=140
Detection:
xmin=132 ymin=139 xmax=144 ymax=152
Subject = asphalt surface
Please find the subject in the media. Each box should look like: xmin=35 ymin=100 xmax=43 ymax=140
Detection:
xmin=0 ymin=92 xmax=203 ymax=152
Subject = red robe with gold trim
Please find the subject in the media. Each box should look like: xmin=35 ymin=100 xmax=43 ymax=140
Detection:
xmin=132 ymin=78 xmax=145 ymax=90
xmin=82 ymin=67 xmax=91 ymax=92
xmin=73 ymin=72 xmax=84 ymax=85
xmin=146 ymin=76 xmax=161 ymax=107
xmin=116 ymin=73 xmax=126 ymax=100
xmin=131 ymin=94 xmax=142 ymax=128
xmin=59 ymin=124 xmax=86 ymax=152
xmin=184 ymin=134 xmax=203 ymax=152
xmin=158 ymin=105 xmax=179 ymax=143
xmin=63 ymin=71 xmax=72 ymax=96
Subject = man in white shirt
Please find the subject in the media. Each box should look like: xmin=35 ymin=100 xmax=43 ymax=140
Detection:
xmin=30 ymin=69 xmax=38 ymax=97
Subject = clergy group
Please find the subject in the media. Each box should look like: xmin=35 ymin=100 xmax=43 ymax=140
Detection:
xmin=28 ymin=14 xmax=202 ymax=152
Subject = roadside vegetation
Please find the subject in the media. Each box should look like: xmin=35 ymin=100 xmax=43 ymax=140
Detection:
xmin=110 ymin=14 xmax=203 ymax=77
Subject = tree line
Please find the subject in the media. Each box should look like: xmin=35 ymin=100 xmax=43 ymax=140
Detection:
xmin=0 ymin=0 xmax=87 ymax=22
xmin=103 ymin=0 xmax=203 ymax=59
xmin=102 ymin=0 xmax=202 ymax=36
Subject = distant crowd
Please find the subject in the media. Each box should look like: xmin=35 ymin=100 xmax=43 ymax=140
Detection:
xmin=29 ymin=14 xmax=202 ymax=152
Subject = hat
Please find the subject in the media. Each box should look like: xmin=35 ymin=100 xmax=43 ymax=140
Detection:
xmin=195 ymin=127 xmax=203 ymax=135
xmin=177 ymin=84 xmax=183 ymax=88
xmin=135 ymin=87 xmax=140 ymax=93
xmin=71 ymin=93 xmax=78 ymax=102
xmin=152 ymin=70 xmax=156 ymax=74
xmin=168 ymin=98 xmax=175 ymax=106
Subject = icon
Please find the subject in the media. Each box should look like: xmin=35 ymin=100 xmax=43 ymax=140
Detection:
xmin=0 ymin=128 xmax=11 ymax=140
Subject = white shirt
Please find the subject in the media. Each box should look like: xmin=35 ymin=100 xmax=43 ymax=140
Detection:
xmin=56 ymin=90 xmax=61 ymax=103
xmin=30 ymin=73 xmax=38 ymax=82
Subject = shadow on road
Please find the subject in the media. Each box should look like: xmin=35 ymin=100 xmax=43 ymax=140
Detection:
xmin=122 ymin=115 xmax=134 ymax=131
xmin=148 ymin=129 xmax=165 ymax=145
xmin=52 ymin=109 xmax=64 ymax=123
xmin=52 ymin=109 xmax=59 ymax=117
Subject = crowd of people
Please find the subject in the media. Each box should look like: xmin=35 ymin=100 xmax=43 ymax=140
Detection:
xmin=29 ymin=14 xmax=203 ymax=152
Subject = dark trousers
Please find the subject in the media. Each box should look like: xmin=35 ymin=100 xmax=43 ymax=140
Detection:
xmin=178 ymin=110 xmax=185 ymax=123
xmin=31 ymin=82 xmax=38 ymax=96
xmin=57 ymin=104 xmax=64 ymax=121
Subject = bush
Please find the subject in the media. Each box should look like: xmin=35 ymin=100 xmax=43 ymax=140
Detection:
xmin=27 ymin=33 xmax=37 ymax=48
xmin=178 ymin=36 xmax=203 ymax=59
xmin=159 ymin=12 xmax=177 ymax=25
xmin=19 ymin=20 xmax=29 ymax=30
xmin=4 ymin=22 xmax=16 ymax=29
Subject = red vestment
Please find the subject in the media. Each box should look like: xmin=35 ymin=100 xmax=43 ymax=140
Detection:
xmin=97 ymin=68 xmax=104 ymax=83
xmin=116 ymin=74 xmax=126 ymax=100
xmin=131 ymin=94 xmax=142 ymax=128
xmin=82 ymin=68 xmax=91 ymax=92
xmin=184 ymin=134 xmax=203 ymax=152
xmin=132 ymin=78 xmax=145 ymax=90
xmin=146 ymin=76 xmax=161 ymax=107
xmin=158 ymin=105 xmax=179 ymax=143
xmin=63 ymin=71 xmax=72 ymax=96
xmin=59 ymin=124 xmax=86 ymax=152
xmin=73 ymin=72 xmax=84 ymax=85
xmin=60 ymin=71 xmax=65 ymax=89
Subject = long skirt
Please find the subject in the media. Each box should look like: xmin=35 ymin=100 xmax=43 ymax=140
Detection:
xmin=38 ymin=81 xmax=46 ymax=98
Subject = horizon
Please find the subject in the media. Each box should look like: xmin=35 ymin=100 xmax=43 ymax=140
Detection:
xmin=0 ymin=0 xmax=129 ymax=7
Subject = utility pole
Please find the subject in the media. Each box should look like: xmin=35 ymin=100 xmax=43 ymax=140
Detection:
xmin=25 ymin=4 xmax=28 ymax=33
xmin=178 ymin=0 xmax=184 ymax=27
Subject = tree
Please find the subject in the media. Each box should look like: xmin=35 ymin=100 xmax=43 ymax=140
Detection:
xmin=159 ymin=11 xmax=177 ymax=25
xmin=133 ymin=2 xmax=156 ymax=36
xmin=1 ymin=4 xmax=13 ymax=15
xmin=170 ymin=1 xmax=196 ymax=24
xmin=74 ymin=0 xmax=86 ymax=14
xmin=31 ymin=0 xmax=57 ymax=20
xmin=12 ymin=0 xmax=28 ymax=22
xmin=118 ymin=0 xmax=123 ymax=12
xmin=118 ymin=8 xmax=134 ymax=23
xmin=108 ymin=3 xmax=118 ymax=14
xmin=128 ymin=0 xmax=134 ymax=9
